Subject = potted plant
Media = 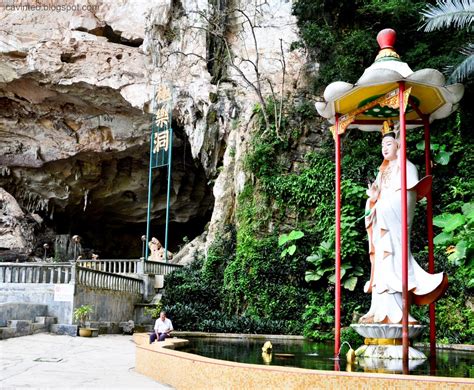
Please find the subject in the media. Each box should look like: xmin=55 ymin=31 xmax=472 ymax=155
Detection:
xmin=73 ymin=304 xmax=94 ymax=337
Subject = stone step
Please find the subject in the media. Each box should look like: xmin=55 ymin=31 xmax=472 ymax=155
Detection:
xmin=134 ymin=324 xmax=153 ymax=333
xmin=31 ymin=323 xmax=47 ymax=334
xmin=86 ymin=321 xmax=120 ymax=334
xmin=0 ymin=303 xmax=48 ymax=327
xmin=7 ymin=320 xmax=32 ymax=333
xmin=0 ymin=327 xmax=16 ymax=340
xmin=1 ymin=319 xmax=50 ymax=339
xmin=50 ymin=324 xmax=78 ymax=337
xmin=35 ymin=316 xmax=57 ymax=326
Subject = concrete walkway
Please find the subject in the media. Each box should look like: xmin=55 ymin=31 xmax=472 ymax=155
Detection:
xmin=0 ymin=333 xmax=173 ymax=389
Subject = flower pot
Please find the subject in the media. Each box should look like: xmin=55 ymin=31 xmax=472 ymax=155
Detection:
xmin=79 ymin=328 xmax=93 ymax=337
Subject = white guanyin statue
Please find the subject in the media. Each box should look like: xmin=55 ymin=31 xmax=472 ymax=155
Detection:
xmin=359 ymin=121 xmax=448 ymax=325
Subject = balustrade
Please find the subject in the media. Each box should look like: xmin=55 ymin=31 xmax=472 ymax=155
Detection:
xmin=76 ymin=266 xmax=143 ymax=294
xmin=0 ymin=263 xmax=72 ymax=283
xmin=76 ymin=259 xmax=139 ymax=274
xmin=0 ymin=259 xmax=179 ymax=295
xmin=144 ymin=260 xmax=182 ymax=275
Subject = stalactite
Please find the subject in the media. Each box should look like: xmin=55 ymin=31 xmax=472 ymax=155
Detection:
xmin=0 ymin=166 xmax=11 ymax=176
xmin=83 ymin=188 xmax=90 ymax=211
xmin=19 ymin=190 xmax=49 ymax=212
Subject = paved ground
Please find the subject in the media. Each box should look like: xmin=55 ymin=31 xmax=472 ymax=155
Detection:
xmin=0 ymin=333 xmax=173 ymax=389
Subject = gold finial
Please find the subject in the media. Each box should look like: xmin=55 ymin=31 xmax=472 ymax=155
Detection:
xmin=375 ymin=48 xmax=400 ymax=62
xmin=375 ymin=29 xmax=401 ymax=62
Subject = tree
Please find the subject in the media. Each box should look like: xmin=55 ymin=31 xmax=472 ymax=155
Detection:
xmin=420 ymin=0 xmax=474 ymax=82
xmin=155 ymin=5 xmax=288 ymax=138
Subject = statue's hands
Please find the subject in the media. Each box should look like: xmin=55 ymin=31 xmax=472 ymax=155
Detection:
xmin=366 ymin=182 xmax=379 ymax=201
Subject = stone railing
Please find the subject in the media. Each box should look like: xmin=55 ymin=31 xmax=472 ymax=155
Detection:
xmin=76 ymin=259 xmax=140 ymax=274
xmin=0 ymin=259 xmax=177 ymax=296
xmin=0 ymin=263 xmax=143 ymax=294
xmin=76 ymin=266 xmax=143 ymax=295
xmin=144 ymin=260 xmax=182 ymax=276
xmin=0 ymin=262 xmax=72 ymax=284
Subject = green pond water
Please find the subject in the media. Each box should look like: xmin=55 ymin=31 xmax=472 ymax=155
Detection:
xmin=180 ymin=337 xmax=473 ymax=378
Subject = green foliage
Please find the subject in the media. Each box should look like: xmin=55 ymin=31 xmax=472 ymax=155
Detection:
xmin=73 ymin=304 xmax=94 ymax=327
xmin=305 ymin=240 xmax=364 ymax=292
xmin=278 ymin=230 xmax=305 ymax=258
xmin=302 ymin=291 xmax=334 ymax=341
xmin=416 ymin=141 xmax=453 ymax=165
xmin=224 ymin=225 xmax=308 ymax=322
xmin=163 ymin=227 xmax=236 ymax=316
xmin=340 ymin=326 xmax=364 ymax=349
xmin=163 ymin=301 xmax=300 ymax=334
xmin=436 ymin=296 xmax=474 ymax=344
xmin=161 ymin=225 xmax=303 ymax=334
xmin=433 ymin=202 xmax=473 ymax=286
xmin=304 ymin=178 xmax=367 ymax=291
xmin=144 ymin=302 xmax=163 ymax=319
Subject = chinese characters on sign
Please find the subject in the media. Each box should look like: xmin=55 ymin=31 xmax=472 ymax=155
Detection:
xmin=153 ymin=131 xmax=169 ymax=153
xmin=151 ymin=85 xmax=172 ymax=168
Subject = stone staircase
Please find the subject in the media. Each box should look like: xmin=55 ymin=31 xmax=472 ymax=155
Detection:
xmin=134 ymin=274 xmax=165 ymax=332
xmin=0 ymin=316 xmax=57 ymax=340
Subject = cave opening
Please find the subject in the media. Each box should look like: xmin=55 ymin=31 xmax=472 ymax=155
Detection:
xmin=39 ymin=123 xmax=214 ymax=259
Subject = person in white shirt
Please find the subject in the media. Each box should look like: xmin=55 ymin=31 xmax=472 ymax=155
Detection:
xmin=149 ymin=311 xmax=173 ymax=343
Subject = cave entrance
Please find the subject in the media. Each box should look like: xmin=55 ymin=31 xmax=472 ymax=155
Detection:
xmin=47 ymin=124 xmax=214 ymax=259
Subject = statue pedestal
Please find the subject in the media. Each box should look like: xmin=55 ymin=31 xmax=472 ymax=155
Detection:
xmin=351 ymin=324 xmax=427 ymax=360
xmin=355 ymin=355 xmax=426 ymax=373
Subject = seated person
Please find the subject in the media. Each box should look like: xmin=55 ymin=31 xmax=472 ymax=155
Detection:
xmin=149 ymin=311 xmax=173 ymax=343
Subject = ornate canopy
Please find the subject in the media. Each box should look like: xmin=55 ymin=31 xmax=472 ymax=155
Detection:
xmin=315 ymin=29 xmax=464 ymax=132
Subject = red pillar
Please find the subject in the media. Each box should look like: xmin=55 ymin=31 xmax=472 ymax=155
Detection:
xmin=334 ymin=114 xmax=342 ymax=358
xmin=424 ymin=116 xmax=437 ymax=358
xmin=398 ymin=82 xmax=409 ymax=367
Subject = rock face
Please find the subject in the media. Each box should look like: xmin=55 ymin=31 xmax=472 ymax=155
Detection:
xmin=0 ymin=187 xmax=36 ymax=260
xmin=0 ymin=0 xmax=306 ymax=259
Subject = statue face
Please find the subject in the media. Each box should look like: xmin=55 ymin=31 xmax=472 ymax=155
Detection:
xmin=381 ymin=136 xmax=398 ymax=161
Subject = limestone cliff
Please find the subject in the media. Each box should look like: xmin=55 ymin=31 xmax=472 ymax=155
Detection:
xmin=0 ymin=0 xmax=307 ymax=260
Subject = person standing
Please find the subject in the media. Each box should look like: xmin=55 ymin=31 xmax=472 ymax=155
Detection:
xmin=149 ymin=311 xmax=173 ymax=343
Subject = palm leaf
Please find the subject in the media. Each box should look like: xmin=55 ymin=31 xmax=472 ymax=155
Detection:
xmin=449 ymin=50 xmax=474 ymax=81
xmin=447 ymin=43 xmax=474 ymax=82
xmin=420 ymin=0 xmax=474 ymax=32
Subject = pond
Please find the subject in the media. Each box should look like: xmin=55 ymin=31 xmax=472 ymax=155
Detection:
xmin=180 ymin=337 xmax=473 ymax=378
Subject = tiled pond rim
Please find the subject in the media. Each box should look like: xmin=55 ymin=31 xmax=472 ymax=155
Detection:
xmin=134 ymin=334 xmax=474 ymax=389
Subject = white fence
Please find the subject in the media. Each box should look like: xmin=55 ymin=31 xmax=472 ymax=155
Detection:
xmin=0 ymin=259 xmax=182 ymax=296
xmin=0 ymin=263 xmax=72 ymax=284
xmin=76 ymin=259 xmax=140 ymax=274
xmin=76 ymin=266 xmax=143 ymax=294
